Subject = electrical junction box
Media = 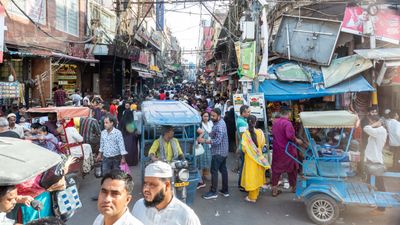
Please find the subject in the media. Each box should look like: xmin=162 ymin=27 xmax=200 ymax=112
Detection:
xmin=241 ymin=21 xmax=255 ymax=41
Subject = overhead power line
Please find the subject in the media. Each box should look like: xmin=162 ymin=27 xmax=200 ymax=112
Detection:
xmin=201 ymin=2 xmax=239 ymax=40
xmin=130 ymin=0 xmax=349 ymax=4
xmin=130 ymin=0 xmax=231 ymax=4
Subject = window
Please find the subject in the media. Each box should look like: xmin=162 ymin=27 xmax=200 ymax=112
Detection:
xmin=7 ymin=0 xmax=47 ymax=24
xmin=56 ymin=0 xmax=79 ymax=36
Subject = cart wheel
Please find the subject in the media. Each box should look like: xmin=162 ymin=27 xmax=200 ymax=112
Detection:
xmin=305 ymin=194 xmax=339 ymax=225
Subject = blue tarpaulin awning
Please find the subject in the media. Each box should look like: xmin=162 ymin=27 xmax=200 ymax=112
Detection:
xmin=259 ymin=75 xmax=374 ymax=102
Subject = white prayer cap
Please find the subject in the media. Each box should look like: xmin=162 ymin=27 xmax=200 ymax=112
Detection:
xmin=384 ymin=109 xmax=391 ymax=115
xmin=145 ymin=161 xmax=172 ymax=178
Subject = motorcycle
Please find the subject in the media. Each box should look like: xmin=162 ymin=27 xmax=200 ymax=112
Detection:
xmin=169 ymin=160 xmax=190 ymax=202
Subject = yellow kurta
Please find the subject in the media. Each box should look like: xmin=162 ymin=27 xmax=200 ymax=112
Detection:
xmin=241 ymin=129 xmax=267 ymax=191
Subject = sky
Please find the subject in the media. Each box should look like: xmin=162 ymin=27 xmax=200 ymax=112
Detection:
xmin=163 ymin=1 xmax=230 ymax=64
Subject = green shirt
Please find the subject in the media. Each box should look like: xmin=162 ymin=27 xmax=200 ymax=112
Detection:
xmin=236 ymin=116 xmax=248 ymax=150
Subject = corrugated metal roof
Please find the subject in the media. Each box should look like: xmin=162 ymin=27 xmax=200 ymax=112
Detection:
xmin=354 ymin=48 xmax=400 ymax=60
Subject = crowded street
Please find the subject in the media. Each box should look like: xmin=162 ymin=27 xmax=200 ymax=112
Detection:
xmin=1 ymin=0 xmax=400 ymax=225
xmin=66 ymin=155 xmax=400 ymax=225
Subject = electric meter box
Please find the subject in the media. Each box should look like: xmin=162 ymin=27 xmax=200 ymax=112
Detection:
xmin=241 ymin=21 xmax=255 ymax=41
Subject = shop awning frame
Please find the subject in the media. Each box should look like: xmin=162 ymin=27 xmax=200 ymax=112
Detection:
xmin=259 ymin=75 xmax=374 ymax=102
xmin=52 ymin=52 xmax=99 ymax=63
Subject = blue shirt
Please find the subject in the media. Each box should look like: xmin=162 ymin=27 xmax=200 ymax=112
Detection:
xmin=210 ymin=119 xmax=229 ymax=157
xmin=100 ymin=128 xmax=128 ymax=158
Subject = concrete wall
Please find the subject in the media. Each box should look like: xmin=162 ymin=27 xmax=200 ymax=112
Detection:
xmin=4 ymin=0 xmax=87 ymax=52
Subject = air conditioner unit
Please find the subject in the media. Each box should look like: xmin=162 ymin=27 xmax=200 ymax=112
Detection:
xmin=241 ymin=21 xmax=255 ymax=41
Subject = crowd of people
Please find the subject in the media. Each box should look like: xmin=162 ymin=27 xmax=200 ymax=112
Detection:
xmin=1 ymin=81 xmax=400 ymax=224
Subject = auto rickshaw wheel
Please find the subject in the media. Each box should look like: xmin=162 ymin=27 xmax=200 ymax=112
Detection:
xmin=305 ymin=194 xmax=339 ymax=225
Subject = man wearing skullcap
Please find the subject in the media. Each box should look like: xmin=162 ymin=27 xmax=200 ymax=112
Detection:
xmin=132 ymin=161 xmax=201 ymax=225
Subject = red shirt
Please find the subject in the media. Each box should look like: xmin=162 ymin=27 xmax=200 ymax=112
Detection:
xmin=110 ymin=104 xmax=118 ymax=117
xmin=159 ymin=93 xmax=166 ymax=100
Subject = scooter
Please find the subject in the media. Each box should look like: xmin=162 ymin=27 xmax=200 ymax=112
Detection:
xmin=169 ymin=160 xmax=190 ymax=202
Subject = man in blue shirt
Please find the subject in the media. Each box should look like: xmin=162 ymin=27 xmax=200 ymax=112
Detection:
xmin=199 ymin=108 xmax=229 ymax=200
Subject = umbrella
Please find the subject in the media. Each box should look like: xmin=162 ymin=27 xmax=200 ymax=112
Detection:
xmin=0 ymin=137 xmax=62 ymax=185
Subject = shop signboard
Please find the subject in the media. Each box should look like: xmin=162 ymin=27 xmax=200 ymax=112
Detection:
xmin=139 ymin=51 xmax=150 ymax=66
xmin=240 ymin=41 xmax=256 ymax=79
xmin=0 ymin=82 xmax=19 ymax=99
xmin=342 ymin=6 xmax=400 ymax=44
xmin=247 ymin=93 xmax=265 ymax=120
xmin=233 ymin=94 xmax=245 ymax=116
xmin=0 ymin=5 xmax=4 ymax=63
xmin=156 ymin=0 xmax=164 ymax=31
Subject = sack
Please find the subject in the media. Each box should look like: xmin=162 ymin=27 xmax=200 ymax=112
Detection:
xmin=52 ymin=176 xmax=82 ymax=221
xmin=365 ymin=163 xmax=386 ymax=176
xmin=120 ymin=162 xmax=131 ymax=175
xmin=40 ymin=162 xmax=65 ymax=189
xmin=195 ymin=143 xmax=205 ymax=156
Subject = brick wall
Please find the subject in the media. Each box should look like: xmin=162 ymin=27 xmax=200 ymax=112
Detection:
xmin=4 ymin=0 xmax=87 ymax=52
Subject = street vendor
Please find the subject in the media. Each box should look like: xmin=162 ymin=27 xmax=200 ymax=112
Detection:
xmin=148 ymin=126 xmax=184 ymax=162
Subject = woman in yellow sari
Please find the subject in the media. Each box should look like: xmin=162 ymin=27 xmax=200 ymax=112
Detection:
xmin=241 ymin=115 xmax=270 ymax=202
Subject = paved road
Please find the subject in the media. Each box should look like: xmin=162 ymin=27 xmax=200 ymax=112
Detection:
xmin=68 ymin=153 xmax=400 ymax=225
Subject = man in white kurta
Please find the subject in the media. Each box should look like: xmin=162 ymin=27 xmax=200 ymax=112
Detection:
xmin=132 ymin=161 xmax=201 ymax=225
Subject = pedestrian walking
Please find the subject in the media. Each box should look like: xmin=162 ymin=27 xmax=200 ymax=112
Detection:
xmin=196 ymin=111 xmax=213 ymax=189
xmin=53 ymin=85 xmax=67 ymax=106
xmin=118 ymin=102 xmax=139 ymax=166
xmin=132 ymin=161 xmax=201 ymax=225
xmin=236 ymin=105 xmax=250 ymax=191
xmin=96 ymin=114 xmax=128 ymax=175
xmin=364 ymin=115 xmax=387 ymax=215
xmin=93 ymin=170 xmax=143 ymax=225
xmin=271 ymin=108 xmax=303 ymax=197
xmin=70 ymin=89 xmax=83 ymax=106
xmin=224 ymin=108 xmax=236 ymax=153
xmin=199 ymin=108 xmax=229 ymax=199
xmin=241 ymin=115 xmax=270 ymax=202
xmin=386 ymin=111 xmax=400 ymax=171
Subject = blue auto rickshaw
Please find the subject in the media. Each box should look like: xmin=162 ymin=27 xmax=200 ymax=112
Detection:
xmin=140 ymin=100 xmax=201 ymax=205
xmin=285 ymin=111 xmax=400 ymax=225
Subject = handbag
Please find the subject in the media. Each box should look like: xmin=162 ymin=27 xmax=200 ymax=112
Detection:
xmin=120 ymin=162 xmax=131 ymax=175
xmin=40 ymin=162 xmax=65 ymax=189
xmin=52 ymin=176 xmax=82 ymax=221
xmin=195 ymin=143 xmax=205 ymax=156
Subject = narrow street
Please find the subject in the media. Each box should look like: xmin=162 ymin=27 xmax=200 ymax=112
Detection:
xmin=68 ymin=154 xmax=400 ymax=225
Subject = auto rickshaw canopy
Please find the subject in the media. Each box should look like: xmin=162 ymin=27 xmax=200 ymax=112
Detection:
xmin=0 ymin=137 xmax=62 ymax=185
xmin=300 ymin=110 xmax=358 ymax=128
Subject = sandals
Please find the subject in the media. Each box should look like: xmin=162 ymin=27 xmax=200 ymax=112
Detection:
xmin=272 ymin=187 xmax=282 ymax=197
xmin=245 ymin=196 xmax=256 ymax=203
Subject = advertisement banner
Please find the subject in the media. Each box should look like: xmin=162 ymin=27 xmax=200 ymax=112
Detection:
xmin=342 ymin=6 xmax=400 ymax=44
xmin=247 ymin=93 xmax=265 ymax=120
xmin=240 ymin=41 xmax=256 ymax=79
xmin=0 ymin=5 xmax=4 ymax=63
xmin=156 ymin=0 xmax=164 ymax=31
xmin=233 ymin=94 xmax=245 ymax=116
xmin=234 ymin=41 xmax=241 ymax=65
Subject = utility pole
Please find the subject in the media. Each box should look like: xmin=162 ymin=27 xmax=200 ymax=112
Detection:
xmin=252 ymin=0 xmax=260 ymax=93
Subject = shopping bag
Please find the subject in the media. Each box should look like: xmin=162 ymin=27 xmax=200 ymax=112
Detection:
xmin=195 ymin=143 xmax=205 ymax=156
xmin=120 ymin=162 xmax=131 ymax=175
xmin=52 ymin=176 xmax=82 ymax=221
